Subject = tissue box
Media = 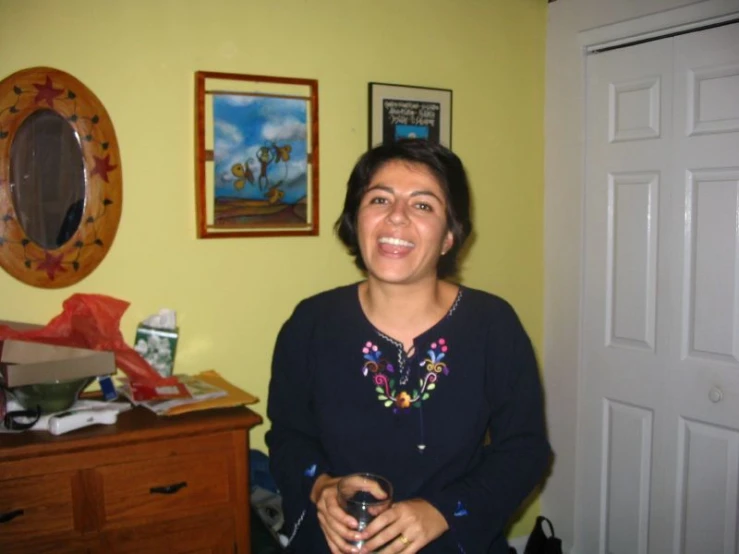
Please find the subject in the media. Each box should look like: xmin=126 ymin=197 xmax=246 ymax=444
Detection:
xmin=0 ymin=339 xmax=116 ymax=387
xmin=133 ymin=325 xmax=179 ymax=378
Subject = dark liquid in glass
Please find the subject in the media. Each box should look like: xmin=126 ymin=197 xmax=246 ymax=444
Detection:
xmin=345 ymin=491 xmax=383 ymax=547
xmin=346 ymin=491 xmax=376 ymax=528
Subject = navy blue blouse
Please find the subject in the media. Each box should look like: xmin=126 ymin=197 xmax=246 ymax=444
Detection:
xmin=266 ymin=283 xmax=551 ymax=553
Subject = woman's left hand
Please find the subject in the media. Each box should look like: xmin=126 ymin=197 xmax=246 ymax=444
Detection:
xmin=357 ymin=498 xmax=449 ymax=553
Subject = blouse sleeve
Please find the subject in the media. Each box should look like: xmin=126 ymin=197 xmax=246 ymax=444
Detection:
xmin=421 ymin=302 xmax=552 ymax=550
xmin=266 ymin=300 xmax=332 ymax=542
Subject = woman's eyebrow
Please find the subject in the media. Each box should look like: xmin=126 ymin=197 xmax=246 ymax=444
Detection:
xmin=365 ymin=183 xmax=393 ymax=194
xmin=410 ymin=190 xmax=444 ymax=203
xmin=366 ymin=184 xmax=443 ymax=203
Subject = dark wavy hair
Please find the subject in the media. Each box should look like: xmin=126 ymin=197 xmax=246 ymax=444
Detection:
xmin=334 ymin=139 xmax=472 ymax=279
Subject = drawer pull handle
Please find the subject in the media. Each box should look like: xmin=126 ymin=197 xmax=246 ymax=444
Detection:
xmin=0 ymin=509 xmax=24 ymax=523
xmin=150 ymin=481 xmax=187 ymax=495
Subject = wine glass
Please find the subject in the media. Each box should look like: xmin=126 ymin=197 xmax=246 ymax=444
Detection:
xmin=337 ymin=473 xmax=393 ymax=549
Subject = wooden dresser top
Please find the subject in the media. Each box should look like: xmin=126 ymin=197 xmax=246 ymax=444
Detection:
xmin=0 ymin=405 xmax=263 ymax=462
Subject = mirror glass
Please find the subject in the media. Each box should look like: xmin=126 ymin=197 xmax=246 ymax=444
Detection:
xmin=9 ymin=109 xmax=86 ymax=250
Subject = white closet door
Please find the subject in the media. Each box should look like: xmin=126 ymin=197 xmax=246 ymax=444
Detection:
xmin=579 ymin=22 xmax=739 ymax=554
xmin=668 ymin=23 xmax=739 ymax=554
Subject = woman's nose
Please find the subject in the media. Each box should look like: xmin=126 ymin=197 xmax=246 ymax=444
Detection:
xmin=387 ymin=202 xmax=409 ymax=225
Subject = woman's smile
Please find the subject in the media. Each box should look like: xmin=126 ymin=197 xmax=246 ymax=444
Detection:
xmin=378 ymin=236 xmax=415 ymax=255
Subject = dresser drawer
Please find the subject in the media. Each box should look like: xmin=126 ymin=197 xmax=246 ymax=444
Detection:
xmin=100 ymin=509 xmax=235 ymax=554
xmin=96 ymin=446 xmax=233 ymax=527
xmin=0 ymin=472 xmax=77 ymax=540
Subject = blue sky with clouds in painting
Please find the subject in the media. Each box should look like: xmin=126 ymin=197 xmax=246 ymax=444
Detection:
xmin=213 ymin=94 xmax=308 ymax=202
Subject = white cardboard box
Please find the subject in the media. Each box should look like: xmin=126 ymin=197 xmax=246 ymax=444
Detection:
xmin=0 ymin=339 xmax=115 ymax=387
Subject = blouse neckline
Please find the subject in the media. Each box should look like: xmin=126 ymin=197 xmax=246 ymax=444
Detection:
xmin=352 ymin=282 xmax=464 ymax=349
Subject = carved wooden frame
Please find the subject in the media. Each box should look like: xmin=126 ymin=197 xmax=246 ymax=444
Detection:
xmin=0 ymin=67 xmax=122 ymax=288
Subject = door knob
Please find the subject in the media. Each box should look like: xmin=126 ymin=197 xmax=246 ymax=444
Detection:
xmin=708 ymin=386 xmax=723 ymax=403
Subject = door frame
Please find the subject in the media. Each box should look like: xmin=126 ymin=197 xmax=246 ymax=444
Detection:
xmin=578 ymin=2 xmax=739 ymax=52
xmin=572 ymin=3 xmax=739 ymax=552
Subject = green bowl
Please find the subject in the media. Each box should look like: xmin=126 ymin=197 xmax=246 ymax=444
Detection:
xmin=10 ymin=377 xmax=93 ymax=414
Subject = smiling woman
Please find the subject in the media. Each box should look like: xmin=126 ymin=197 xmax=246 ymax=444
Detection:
xmin=266 ymin=139 xmax=552 ymax=554
xmin=0 ymin=67 xmax=122 ymax=288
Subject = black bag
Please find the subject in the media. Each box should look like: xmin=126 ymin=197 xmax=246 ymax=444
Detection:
xmin=523 ymin=516 xmax=563 ymax=554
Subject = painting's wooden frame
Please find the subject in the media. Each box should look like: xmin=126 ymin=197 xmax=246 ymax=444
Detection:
xmin=0 ymin=67 xmax=122 ymax=288
xmin=368 ymin=82 xmax=452 ymax=149
xmin=195 ymin=71 xmax=319 ymax=239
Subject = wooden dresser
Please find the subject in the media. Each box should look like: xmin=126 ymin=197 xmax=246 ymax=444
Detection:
xmin=0 ymin=405 xmax=262 ymax=554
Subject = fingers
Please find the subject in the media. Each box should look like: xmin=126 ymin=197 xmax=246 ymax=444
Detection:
xmin=359 ymin=521 xmax=407 ymax=553
xmin=315 ymin=479 xmax=367 ymax=553
xmin=357 ymin=506 xmax=404 ymax=552
xmin=317 ymin=509 xmax=362 ymax=553
xmin=359 ymin=499 xmax=448 ymax=553
xmin=380 ymin=533 xmax=420 ymax=554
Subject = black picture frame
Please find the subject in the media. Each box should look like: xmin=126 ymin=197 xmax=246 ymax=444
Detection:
xmin=368 ymin=82 xmax=452 ymax=149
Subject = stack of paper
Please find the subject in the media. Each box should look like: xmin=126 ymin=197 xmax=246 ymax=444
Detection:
xmin=118 ymin=370 xmax=258 ymax=416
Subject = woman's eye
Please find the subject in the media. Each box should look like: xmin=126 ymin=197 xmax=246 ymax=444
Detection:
xmin=415 ymin=202 xmax=433 ymax=211
xmin=368 ymin=196 xmax=388 ymax=205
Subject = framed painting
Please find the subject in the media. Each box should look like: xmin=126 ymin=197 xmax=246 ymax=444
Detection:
xmin=368 ymin=82 xmax=452 ymax=149
xmin=195 ymin=71 xmax=319 ymax=238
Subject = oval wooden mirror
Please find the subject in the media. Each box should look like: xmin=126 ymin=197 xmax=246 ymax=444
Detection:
xmin=0 ymin=67 xmax=122 ymax=288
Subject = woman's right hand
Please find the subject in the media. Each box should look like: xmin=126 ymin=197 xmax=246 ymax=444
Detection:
xmin=311 ymin=474 xmax=364 ymax=553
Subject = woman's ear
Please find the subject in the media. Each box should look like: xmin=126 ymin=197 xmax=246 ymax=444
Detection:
xmin=441 ymin=231 xmax=454 ymax=255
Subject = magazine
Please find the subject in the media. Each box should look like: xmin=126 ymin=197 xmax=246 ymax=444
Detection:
xmin=118 ymin=374 xmax=227 ymax=415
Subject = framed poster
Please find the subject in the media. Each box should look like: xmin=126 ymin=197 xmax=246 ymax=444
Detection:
xmin=195 ymin=71 xmax=319 ymax=238
xmin=368 ymin=82 xmax=452 ymax=148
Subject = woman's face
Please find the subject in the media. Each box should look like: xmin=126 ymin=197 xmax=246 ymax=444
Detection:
xmin=357 ymin=160 xmax=453 ymax=286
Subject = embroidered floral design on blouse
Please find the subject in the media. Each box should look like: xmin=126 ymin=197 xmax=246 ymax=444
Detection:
xmin=362 ymin=339 xmax=450 ymax=412
xmin=361 ymin=341 xmax=395 ymax=376
xmin=304 ymin=464 xmax=317 ymax=478
xmin=453 ymin=500 xmax=468 ymax=517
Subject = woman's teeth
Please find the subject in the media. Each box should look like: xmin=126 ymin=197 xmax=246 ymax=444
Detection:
xmin=378 ymin=237 xmax=414 ymax=248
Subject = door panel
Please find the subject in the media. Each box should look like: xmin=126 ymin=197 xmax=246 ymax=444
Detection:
xmin=681 ymin=169 xmax=739 ymax=361
xmin=602 ymin=400 xmax=653 ymax=554
xmin=675 ymin=419 xmax=739 ymax=554
xmin=607 ymin=171 xmax=660 ymax=351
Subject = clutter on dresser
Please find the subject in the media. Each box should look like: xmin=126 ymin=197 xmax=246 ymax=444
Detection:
xmin=133 ymin=308 xmax=179 ymax=378
xmin=1 ymin=368 xmax=258 ymax=433
xmin=0 ymin=294 xmax=260 ymax=433
xmin=1 ymin=396 xmax=132 ymax=434
xmin=118 ymin=370 xmax=259 ymax=417
xmin=0 ymin=337 xmax=115 ymax=415
xmin=0 ymin=294 xmax=172 ymax=388
xmin=0 ymin=321 xmax=119 ymax=419
xmin=0 ymin=339 xmax=115 ymax=387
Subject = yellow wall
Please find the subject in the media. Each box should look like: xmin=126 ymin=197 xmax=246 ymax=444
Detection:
xmin=0 ymin=0 xmax=545 ymax=538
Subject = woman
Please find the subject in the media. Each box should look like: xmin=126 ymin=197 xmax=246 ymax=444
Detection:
xmin=267 ymin=139 xmax=551 ymax=553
